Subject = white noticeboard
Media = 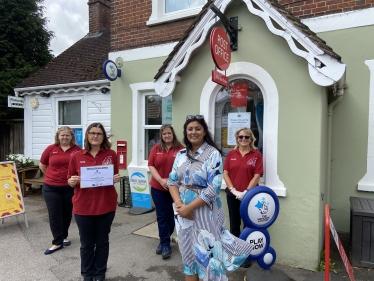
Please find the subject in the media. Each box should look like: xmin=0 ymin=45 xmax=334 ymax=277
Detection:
xmin=227 ymin=112 xmax=251 ymax=145
xmin=8 ymin=96 xmax=24 ymax=108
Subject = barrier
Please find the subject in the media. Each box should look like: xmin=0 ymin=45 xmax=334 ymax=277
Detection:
xmin=325 ymin=204 xmax=354 ymax=281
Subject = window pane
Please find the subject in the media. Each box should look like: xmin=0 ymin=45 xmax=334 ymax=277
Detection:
xmin=145 ymin=95 xmax=173 ymax=125
xmin=214 ymin=79 xmax=264 ymax=162
xmin=165 ymin=0 xmax=205 ymax=13
xmin=58 ymin=100 xmax=81 ymax=125
xmin=145 ymin=129 xmax=160 ymax=160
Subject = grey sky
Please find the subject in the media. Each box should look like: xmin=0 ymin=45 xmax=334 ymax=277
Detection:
xmin=44 ymin=0 xmax=88 ymax=56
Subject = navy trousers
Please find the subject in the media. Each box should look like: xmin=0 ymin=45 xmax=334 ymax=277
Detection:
xmin=226 ymin=193 xmax=243 ymax=238
xmin=151 ymin=187 xmax=175 ymax=247
xmin=74 ymin=211 xmax=115 ymax=280
xmin=42 ymin=184 xmax=74 ymax=245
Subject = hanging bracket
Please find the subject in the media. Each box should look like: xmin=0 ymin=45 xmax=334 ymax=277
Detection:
xmin=210 ymin=3 xmax=238 ymax=51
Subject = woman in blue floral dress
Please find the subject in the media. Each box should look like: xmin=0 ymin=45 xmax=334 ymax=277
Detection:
xmin=168 ymin=115 xmax=253 ymax=281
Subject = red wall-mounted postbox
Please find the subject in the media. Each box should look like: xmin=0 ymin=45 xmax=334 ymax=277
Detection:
xmin=117 ymin=141 xmax=127 ymax=169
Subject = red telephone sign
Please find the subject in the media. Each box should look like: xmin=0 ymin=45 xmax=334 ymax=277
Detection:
xmin=210 ymin=27 xmax=231 ymax=71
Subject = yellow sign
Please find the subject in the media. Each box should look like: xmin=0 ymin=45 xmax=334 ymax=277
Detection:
xmin=0 ymin=162 xmax=25 ymax=218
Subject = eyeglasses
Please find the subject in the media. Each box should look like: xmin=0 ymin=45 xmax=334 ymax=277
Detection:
xmin=186 ymin=115 xmax=204 ymax=120
xmin=238 ymin=135 xmax=250 ymax=140
xmin=88 ymin=132 xmax=104 ymax=137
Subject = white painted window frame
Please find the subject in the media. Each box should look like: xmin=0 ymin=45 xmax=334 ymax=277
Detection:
xmin=53 ymin=95 xmax=86 ymax=143
xmin=146 ymin=0 xmax=206 ymax=26
xmin=200 ymin=62 xmax=286 ymax=197
xmin=129 ymin=82 xmax=156 ymax=169
xmin=358 ymin=59 xmax=374 ymax=192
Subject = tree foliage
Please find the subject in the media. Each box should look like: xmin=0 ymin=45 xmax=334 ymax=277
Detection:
xmin=0 ymin=0 xmax=54 ymax=118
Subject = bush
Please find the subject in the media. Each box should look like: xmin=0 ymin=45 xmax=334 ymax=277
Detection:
xmin=6 ymin=154 xmax=35 ymax=168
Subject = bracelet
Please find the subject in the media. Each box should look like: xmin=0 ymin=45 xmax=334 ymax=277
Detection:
xmin=229 ymin=187 xmax=234 ymax=191
xmin=175 ymin=199 xmax=183 ymax=203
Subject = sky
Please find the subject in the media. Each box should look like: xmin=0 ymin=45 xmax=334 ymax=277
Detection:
xmin=43 ymin=0 xmax=89 ymax=56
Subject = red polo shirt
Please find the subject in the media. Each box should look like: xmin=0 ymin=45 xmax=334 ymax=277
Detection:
xmin=68 ymin=148 xmax=119 ymax=215
xmin=223 ymin=148 xmax=263 ymax=192
xmin=148 ymin=144 xmax=184 ymax=191
xmin=40 ymin=144 xmax=82 ymax=186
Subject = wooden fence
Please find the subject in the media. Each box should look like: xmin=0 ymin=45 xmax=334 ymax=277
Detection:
xmin=0 ymin=120 xmax=24 ymax=161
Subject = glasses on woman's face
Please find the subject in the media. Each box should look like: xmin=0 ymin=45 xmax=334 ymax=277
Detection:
xmin=186 ymin=115 xmax=204 ymax=120
xmin=238 ymin=135 xmax=250 ymax=140
xmin=88 ymin=132 xmax=104 ymax=137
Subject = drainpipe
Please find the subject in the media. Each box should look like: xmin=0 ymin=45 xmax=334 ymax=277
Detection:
xmin=326 ymin=78 xmax=346 ymax=205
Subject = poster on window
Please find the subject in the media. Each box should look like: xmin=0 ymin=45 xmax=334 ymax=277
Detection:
xmin=227 ymin=112 xmax=251 ymax=145
xmin=74 ymin=129 xmax=83 ymax=147
xmin=162 ymin=95 xmax=172 ymax=124
xmin=231 ymin=82 xmax=248 ymax=108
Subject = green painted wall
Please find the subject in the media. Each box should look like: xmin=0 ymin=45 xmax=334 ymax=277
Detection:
xmin=318 ymin=25 xmax=374 ymax=232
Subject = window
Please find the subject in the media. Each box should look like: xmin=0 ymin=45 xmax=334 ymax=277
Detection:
xmin=57 ymin=98 xmax=83 ymax=147
xmin=165 ymin=0 xmax=205 ymax=13
xmin=129 ymin=82 xmax=173 ymax=167
xmin=147 ymin=0 xmax=206 ymax=26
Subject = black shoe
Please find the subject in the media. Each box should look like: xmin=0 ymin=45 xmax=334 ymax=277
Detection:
xmin=161 ymin=246 xmax=172 ymax=259
xmin=240 ymin=259 xmax=252 ymax=268
xmin=156 ymin=244 xmax=162 ymax=255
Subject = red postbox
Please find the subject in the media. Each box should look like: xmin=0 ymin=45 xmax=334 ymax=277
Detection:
xmin=117 ymin=141 xmax=127 ymax=169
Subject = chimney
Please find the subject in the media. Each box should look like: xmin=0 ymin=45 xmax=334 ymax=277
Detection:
xmin=88 ymin=0 xmax=110 ymax=34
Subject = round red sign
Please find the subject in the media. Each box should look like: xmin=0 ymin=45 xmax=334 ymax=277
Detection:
xmin=210 ymin=27 xmax=231 ymax=71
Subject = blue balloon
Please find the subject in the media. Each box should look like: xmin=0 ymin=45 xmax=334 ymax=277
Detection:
xmin=257 ymin=246 xmax=277 ymax=270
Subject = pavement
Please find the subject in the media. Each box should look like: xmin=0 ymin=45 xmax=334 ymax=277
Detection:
xmin=0 ymin=189 xmax=372 ymax=281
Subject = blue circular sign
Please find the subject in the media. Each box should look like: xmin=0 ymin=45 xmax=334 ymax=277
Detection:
xmin=239 ymin=227 xmax=270 ymax=259
xmin=102 ymin=60 xmax=118 ymax=81
xmin=240 ymin=186 xmax=280 ymax=229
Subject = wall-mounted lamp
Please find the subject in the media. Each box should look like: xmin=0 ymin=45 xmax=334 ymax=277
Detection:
xmin=101 ymin=87 xmax=110 ymax=94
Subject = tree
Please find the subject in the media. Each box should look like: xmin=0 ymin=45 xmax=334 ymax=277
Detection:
xmin=0 ymin=0 xmax=54 ymax=119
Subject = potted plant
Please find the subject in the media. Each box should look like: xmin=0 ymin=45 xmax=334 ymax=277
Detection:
xmin=5 ymin=154 xmax=35 ymax=169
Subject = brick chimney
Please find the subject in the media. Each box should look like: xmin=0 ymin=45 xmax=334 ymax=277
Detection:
xmin=88 ymin=0 xmax=110 ymax=34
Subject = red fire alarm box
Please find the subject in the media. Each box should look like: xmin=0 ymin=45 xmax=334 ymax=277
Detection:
xmin=117 ymin=141 xmax=127 ymax=169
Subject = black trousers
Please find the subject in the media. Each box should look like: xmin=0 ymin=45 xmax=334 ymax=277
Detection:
xmin=226 ymin=194 xmax=243 ymax=238
xmin=75 ymin=211 xmax=115 ymax=280
xmin=42 ymin=184 xmax=74 ymax=245
xmin=151 ymin=187 xmax=175 ymax=247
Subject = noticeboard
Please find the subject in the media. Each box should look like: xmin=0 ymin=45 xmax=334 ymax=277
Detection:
xmin=0 ymin=162 xmax=26 ymax=219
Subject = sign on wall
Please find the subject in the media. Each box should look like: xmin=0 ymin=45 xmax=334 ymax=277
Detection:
xmin=8 ymin=96 xmax=24 ymax=108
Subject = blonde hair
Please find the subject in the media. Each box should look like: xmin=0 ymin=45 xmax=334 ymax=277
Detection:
xmin=234 ymin=127 xmax=256 ymax=150
xmin=54 ymin=126 xmax=76 ymax=146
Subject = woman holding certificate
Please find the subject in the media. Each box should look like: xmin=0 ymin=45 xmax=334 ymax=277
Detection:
xmin=68 ymin=123 xmax=120 ymax=281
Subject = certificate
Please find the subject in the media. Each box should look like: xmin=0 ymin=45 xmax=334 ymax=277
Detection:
xmin=80 ymin=165 xmax=114 ymax=188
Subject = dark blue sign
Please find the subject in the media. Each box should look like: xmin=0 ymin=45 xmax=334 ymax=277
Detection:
xmin=74 ymin=129 xmax=83 ymax=147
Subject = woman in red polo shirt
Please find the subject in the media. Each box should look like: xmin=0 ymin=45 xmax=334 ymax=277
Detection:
xmin=67 ymin=123 xmax=120 ymax=281
xmin=148 ymin=124 xmax=183 ymax=259
xmin=223 ymin=127 xmax=263 ymax=238
xmin=40 ymin=126 xmax=82 ymax=255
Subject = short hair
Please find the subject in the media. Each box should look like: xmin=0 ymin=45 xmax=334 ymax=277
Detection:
xmin=157 ymin=124 xmax=182 ymax=151
xmin=183 ymin=116 xmax=223 ymax=160
xmin=83 ymin=123 xmax=111 ymax=151
xmin=54 ymin=126 xmax=76 ymax=146
xmin=234 ymin=127 xmax=257 ymax=150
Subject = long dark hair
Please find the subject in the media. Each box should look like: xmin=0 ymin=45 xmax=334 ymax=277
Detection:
xmin=84 ymin=122 xmax=111 ymax=151
xmin=183 ymin=117 xmax=223 ymax=160
xmin=158 ymin=124 xmax=182 ymax=151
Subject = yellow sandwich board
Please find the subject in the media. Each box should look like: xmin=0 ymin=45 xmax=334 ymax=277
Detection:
xmin=0 ymin=161 xmax=28 ymax=228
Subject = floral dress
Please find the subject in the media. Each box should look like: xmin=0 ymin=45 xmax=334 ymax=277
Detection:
xmin=168 ymin=142 xmax=253 ymax=281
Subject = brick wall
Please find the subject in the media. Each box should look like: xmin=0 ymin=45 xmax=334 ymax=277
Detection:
xmin=88 ymin=0 xmax=111 ymax=34
xmin=110 ymin=0 xmax=374 ymax=52
xmin=278 ymin=0 xmax=374 ymax=19
xmin=110 ymin=0 xmax=195 ymax=52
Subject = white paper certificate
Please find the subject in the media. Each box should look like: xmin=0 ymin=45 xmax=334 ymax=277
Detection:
xmin=80 ymin=165 xmax=114 ymax=188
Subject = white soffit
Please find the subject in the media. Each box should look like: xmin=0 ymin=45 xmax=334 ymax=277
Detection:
xmin=154 ymin=0 xmax=347 ymax=97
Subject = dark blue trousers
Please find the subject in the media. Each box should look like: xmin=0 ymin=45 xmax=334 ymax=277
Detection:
xmin=226 ymin=193 xmax=243 ymax=237
xmin=151 ymin=187 xmax=175 ymax=247
xmin=42 ymin=184 xmax=74 ymax=245
xmin=74 ymin=211 xmax=115 ymax=280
